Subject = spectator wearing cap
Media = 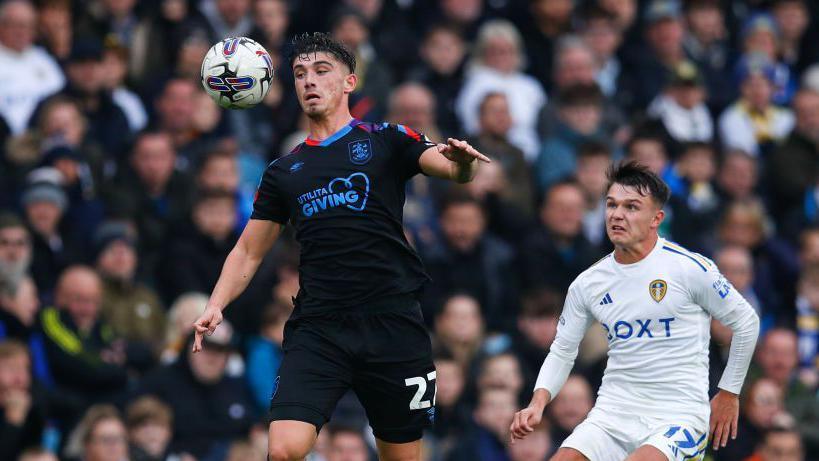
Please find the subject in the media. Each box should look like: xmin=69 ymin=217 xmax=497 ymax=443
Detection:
xmin=619 ymin=0 xmax=688 ymax=114
xmin=20 ymin=168 xmax=82 ymax=297
xmin=718 ymin=53 xmax=795 ymax=157
xmin=34 ymin=36 xmax=131 ymax=158
xmin=741 ymin=13 xmax=796 ymax=106
xmin=0 ymin=0 xmax=65 ymax=136
xmin=134 ymin=318 xmax=256 ymax=460
xmin=682 ymin=0 xmax=735 ymax=114
xmin=647 ymin=61 xmax=714 ymax=151
xmin=768 ymin=88 xmax=819 ymax=228
xmin=456 ymin=19 xmax=547 ymax=161
xmin=94 ymin=221 xmax=166 ymax=358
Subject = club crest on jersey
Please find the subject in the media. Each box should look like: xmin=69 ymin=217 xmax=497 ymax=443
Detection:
xmin=650 ymin=279 xmax=667 ymax=302
xmin=348 ymin=139 xmax=372 ymax=165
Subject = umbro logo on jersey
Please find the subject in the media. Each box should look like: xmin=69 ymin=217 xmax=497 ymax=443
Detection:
xmin=599 ymin=293 xmax=614 ymax=305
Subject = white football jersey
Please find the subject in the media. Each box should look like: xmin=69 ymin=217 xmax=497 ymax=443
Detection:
xmin=536 ymin=237 xmax=760 ymax=428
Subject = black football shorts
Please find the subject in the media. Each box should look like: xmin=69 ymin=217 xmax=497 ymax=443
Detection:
xmin=269 ymin=294 xmax=436 ymax=443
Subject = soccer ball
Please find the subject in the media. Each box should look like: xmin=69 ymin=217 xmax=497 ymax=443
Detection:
xmin=201 ymin=37 xmax=275 ymax=109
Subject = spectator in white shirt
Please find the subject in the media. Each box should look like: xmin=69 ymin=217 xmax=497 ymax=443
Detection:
xmin=0 ymin=0 xmax=64 ymax=135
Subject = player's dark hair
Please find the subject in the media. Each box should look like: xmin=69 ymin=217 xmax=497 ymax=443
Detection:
xmin=606 ymin=161 xmax=671 ymax=207
xmin=288 ymin=32 xmax=356 ymax=73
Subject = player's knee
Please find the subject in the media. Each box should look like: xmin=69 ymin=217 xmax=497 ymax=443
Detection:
xmin=268 ymin=440 xmax=308 ymax=461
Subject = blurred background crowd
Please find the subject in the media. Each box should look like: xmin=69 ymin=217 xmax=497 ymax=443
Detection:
xmin=0 ymin=0 xmax=818 ymax=460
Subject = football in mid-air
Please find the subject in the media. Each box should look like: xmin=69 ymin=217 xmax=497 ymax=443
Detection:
xmin=201 ymin=37 xmax=275 ymax=109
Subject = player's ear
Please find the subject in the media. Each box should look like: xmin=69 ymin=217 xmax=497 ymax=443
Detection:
xmin=343 ymin=73 xmax=357 ymax=94
xmin=652 ymin=207 xmax=665 ymax=229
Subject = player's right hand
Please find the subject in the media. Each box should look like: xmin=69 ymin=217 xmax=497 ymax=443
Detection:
xmin=510 ymin=406 xmax=542 ymax=443
xmin=192 ymin=305 xmax=223 ymax=353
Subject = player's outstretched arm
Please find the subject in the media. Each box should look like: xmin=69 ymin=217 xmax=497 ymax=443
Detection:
xmin=510 ymin=388 xmax=551 ymax=443
xmin=192 ymin=219 xmax=283 ymax=352
xmin=418 ymin=138 xmax=491 ymax=183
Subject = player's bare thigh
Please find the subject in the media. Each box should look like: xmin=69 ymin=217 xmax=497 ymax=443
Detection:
xmin=550 ymin=447 xmax=590 ymax=461
xmin=268 ymin=420 xmax=317 ymax=461
xmin=624 ymin=445 xmax=669 ymax=461
xmin=375 ymin=438 xmax=422 ymax=461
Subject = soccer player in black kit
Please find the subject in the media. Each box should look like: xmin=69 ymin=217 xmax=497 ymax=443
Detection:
xmin=192 ymin=33 xmax=490 ymax=461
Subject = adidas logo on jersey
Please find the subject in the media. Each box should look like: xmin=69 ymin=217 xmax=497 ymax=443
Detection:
xmin=599 ymin=293 xmax=614 ymax=305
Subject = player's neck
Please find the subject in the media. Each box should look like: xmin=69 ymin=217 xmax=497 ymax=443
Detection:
xmin=613 ymin=233 xmax=660 ymax=265
xmin=307 ymin=111 xmax=354 ymax=142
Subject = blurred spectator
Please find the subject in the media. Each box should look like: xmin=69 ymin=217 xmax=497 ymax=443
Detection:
xmin=0 ymin=213 xmax=32 ymax=292
xmin=21 ymin=168 xmax=81 ymax=297
xmin=18 ymin=447 xmax=59 ymax=461
xmin=507 ymin=422 xmax=552 ymax=461
xmin=433 ymin=294 xmax=485 ymax=370
xmin=446 ymin=387 xmax=517 ymax=461
xmin=107 ymin=131 xmax=195 ymax=281
xmin=719 ymin=53 xmax=795 ymax=157
xmin=159 ymin=189 xmax=237 ymax=303
xmin=575 ymin=142 xmax=611 ymax=251
xmin=326 ymin=423 xmax=370 ymax=461
xmin=0 ymin=340 xmax=46 ymax=461
xmin=717 ymin=199 xmax=799 ymax=314
xmin=387 ymin=82 xmax=443 ymax=143
xmin=682 ymin=0 xmax=734 ymax=114
xmin=715 ymin=245 xmax=773 ymax=334
xmin=512 ymin=289 xmax=560 ymax=380
xmin=536 ymin=83 xmax=608 ymax=191
xmin=768 ymin=88 xmax=819 ymax=225
xmin=37 ymin=0 xmax=73 ymax=61
xmin=76 ymin=0 xmax=139 ymax=46
xmin=773 ymin=0 xmax=817 ymax=77
xmin=200 ymin=0 xmax=253 ymax=41
xmin=521 ymin=180 xmax=601 ymax=293
xmin=94 ymin=221 xmax=166 ymax=356
xmin=39 ymin=266 xmax=128 ymax=408
xmin=579 ymin=5 xmax=623 ymax=99
xmin=0 ymin=275 xmax=39 ymax=341
xmin=625 ymin=130 xmax=671 ymax=177
xmin=647 ymin=61 xmax=714 ymax=150
xmin=409 ymin=24 xmax=467 ymax=137
xmin=196 ymin=145 xmax=255 ymax=231
xmin=422 ymin=194 xmax=518 ymax=333
xmin=0 ymin=0 xmax=64 ymax=136
xmin=436 ymin=0 xmax=485 ymax=40
xmin=619 ymin=0 xmax=687 ymax=113
xmin=160 ymin=292 xmax=208 ymax=365
xmin=476 ymin=352 xmax=524 ymax=397
xmin=794 ymin=265 xmax=819 ymax=387
xmin=249 ymin=0 xmax=289 ymax=55
xmin=741 ymin=13 xmax=795 ymax=106
xmin=717 ymin=149 xmax=759 ymax=202
xmin=152 ymin=78 xmax=220 ymax=167
xmin=456 ymin=19 xmax=547 ymax=160
xmin=125 ymin=396 xmax=173 ymax=461
xmin=63 ymin=404 xmax=128 ymax=461
xmin=519 ymin=0 xmax=574 ymax=90
xmin=100 ymin=39 xmax=148 ymax=133
xmin=135 ymin=319 xmax=255 ymax=460
xmin=547 ymin=374 xmax=593 ymax=447
xmin=716 ymin=378 xmax=793 ymax=461
xmin=245 ymin=300 xmax=288 ymax=414
xmin=428 ymin=353 xmax=469 ymax=443
xmin=755 ymin=424 xmax=805 ymax=461
xmin=331 ymin=6 xmax=392 ymax=121
xmin=37 ymin=37 xmax=131 ymax=158
xmin=667 ymin=142 xmax=721 ymax=252
xmin=539 ymin=36 xmax=626 ymax=144
xmin=467 ymin=92 xmax=532 ymax=217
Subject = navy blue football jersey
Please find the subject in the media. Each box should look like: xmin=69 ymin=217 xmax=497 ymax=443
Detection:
xmin=251 ymin=119 xmax=436 ymax=314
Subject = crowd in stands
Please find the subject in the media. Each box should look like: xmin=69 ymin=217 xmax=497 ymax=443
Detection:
xmin=1 ymin=0 xmax=818 ymax=460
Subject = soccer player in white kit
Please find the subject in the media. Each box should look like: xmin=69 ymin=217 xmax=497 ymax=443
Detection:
xmin=510 ymin=162 xmax=760 ymax=461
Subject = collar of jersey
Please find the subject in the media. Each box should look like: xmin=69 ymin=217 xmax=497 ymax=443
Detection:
xmin=611 ymin=237 xmax=664 ymax=272
xmin=304 ymin=119 xmax=359 ymax=147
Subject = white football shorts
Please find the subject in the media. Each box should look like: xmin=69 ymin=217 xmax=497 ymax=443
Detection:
xmin=560 ymin=406 xmax=708 ymax=461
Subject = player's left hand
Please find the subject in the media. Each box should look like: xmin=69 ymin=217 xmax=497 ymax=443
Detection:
xmin=709 ymin=389 xmax=739 ymax=450
xmin=437 ymin=138 xmax=491 ymax=164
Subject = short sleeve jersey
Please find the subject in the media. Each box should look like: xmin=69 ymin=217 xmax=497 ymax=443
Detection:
xmin=252 ymin=119 xmax=435 ymax=314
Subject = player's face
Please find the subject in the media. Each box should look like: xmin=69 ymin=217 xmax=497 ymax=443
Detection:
xmin=292 ymin=52 xmax=356 ymax=119
xmin=605 ymin=183 xmax=664 ymax=247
